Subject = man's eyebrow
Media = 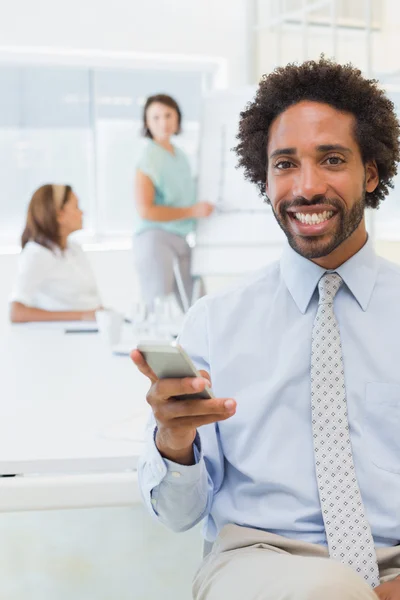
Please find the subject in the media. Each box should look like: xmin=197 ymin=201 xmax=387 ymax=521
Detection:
xmin=317 ymin=144 xmax=353 ymax=154
xmin=269 ymin=147 xmax=296 ymax=159
xmin=269 ymin=144 xmax=353 ymax=160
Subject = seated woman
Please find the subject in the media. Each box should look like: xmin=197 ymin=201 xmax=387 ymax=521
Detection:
xmin=10 ymin=184 xmax=101 ymax=323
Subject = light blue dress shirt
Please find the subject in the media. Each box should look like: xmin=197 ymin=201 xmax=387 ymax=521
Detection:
xmin=134 ymin=139 xmax=196 ymax=238
xmin=138 ymin=238 xmax=400 ymax=548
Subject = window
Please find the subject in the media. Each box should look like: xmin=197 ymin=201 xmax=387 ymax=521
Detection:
xmin=0 ymin=64 xmax=206 ymax=248
xmin=255 ymin=0 xmax=383 ymax=82
xmin=94 ymin=69 xmax=203 ymax=236
xmin=266 ymin=0 xmax=382 ymax=28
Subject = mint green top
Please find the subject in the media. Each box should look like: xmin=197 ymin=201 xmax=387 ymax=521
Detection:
xmin=134 ymin=140 xmax=197 ymax=237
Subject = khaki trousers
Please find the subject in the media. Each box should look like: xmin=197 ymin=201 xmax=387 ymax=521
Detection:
xmin=193 ymin=525 xmax=400 ymax=600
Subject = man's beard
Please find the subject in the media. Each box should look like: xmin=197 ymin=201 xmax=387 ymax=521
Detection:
xmin=272 ymin=190 xmax=366 ymax=260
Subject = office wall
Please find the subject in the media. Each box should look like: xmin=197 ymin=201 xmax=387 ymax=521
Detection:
xmin=256 ymin=0 xmax=400 ymax=79
xmin=0 ymin=0 xmax=249 ymax=86
xmin=381 ymin=0 xmax=400 ymax=73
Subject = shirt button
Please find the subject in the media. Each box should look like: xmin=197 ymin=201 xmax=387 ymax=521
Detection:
xmin=157 ymin=464 xmax=163 ymax=473
xmin=171 ymin=471 xmax=181 ymax=478
xmin=151 ymin=499 xmax=157 ymax=506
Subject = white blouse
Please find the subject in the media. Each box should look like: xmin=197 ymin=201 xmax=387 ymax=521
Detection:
xmin=11 ymin=241 xmax=101 ymax=312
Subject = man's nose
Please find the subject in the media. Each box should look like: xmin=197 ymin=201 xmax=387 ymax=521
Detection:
xmin=292 ymin=164 xmax=328 ymax=201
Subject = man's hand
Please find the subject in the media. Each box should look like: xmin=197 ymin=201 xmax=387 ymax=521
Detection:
xmin=374 ymin=577 xmax=400 ymax=599
xmin=130 ymin=349 xmax=236 ymax=465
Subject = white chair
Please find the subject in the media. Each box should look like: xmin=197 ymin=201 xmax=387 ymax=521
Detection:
xmin=173 ymin=258 xmax=204 ymax=312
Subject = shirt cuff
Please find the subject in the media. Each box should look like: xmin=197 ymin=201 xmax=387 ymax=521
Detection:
xmin=139 ymin=427 xmax=207 ymax=521
xmin=147 ymin=427 xmax=203 ymax=487
xmin=162 ymin=432 xmax=203 ymax=485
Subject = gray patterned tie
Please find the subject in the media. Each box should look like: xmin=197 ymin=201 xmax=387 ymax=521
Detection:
xmin=311 ymin=272 xmax=379 ymax=588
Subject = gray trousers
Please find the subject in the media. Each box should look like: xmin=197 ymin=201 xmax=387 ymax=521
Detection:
xmin=193 ymin=525 xmax=400 ymax=600
xmin=133 ymin=229 xmax=194 ymax=310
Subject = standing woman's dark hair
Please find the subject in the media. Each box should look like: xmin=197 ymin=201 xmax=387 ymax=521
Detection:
xmin=21 ymin=184 xmax=72 ymax=250
xmin=142 ymin=94 xmax=182 ymax=138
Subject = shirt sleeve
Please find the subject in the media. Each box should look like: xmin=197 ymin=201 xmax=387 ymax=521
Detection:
xmin=138 ymin=419 xmax=210 ymax=532
xmin=136 ymin=144 xmax=160 ymax=186
xmin=137 ymin=298 xmax=218 ymax=532
xmin=10 ymin=243 xmax=54 ymax=307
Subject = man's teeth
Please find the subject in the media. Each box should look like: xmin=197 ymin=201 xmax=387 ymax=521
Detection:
xmin=294 ymin=211 xmax=334 ymax=225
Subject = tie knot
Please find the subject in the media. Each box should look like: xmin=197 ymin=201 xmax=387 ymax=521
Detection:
xmin=318 ymin=272 xmax=343 ymax=305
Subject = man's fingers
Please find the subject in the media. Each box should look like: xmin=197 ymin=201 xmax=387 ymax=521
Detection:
xmin=165 ymin=397 xmax=236 ymax=419
xmin=150 ymin=376 xmax=212 ymax=402
xmin=130 ymin=349 xmax=158 ymax=383
xmin=173 ymin=412 xmax=236 ymax=428
xmin=198 ymin=369 xmax=211 ymax=385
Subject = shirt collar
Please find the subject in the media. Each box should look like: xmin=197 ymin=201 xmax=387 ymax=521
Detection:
xmin=280 ymin=236 xmax=378 ymax=314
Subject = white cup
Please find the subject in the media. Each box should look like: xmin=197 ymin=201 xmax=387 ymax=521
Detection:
xmin=96 ymin=309 xmax=124 ymax=346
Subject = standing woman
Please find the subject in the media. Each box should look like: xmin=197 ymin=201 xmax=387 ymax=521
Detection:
xmin=10 ymin=184 xmax=102 ymax=322
xmin=134 ymin=94 xmax=214 ymax=310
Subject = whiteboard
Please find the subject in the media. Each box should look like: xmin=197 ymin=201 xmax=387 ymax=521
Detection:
xmin=193 ymin=87 xmax=285 ymax=276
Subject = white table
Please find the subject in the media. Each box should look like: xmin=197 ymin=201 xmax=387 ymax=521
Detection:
xmin=0 ymin=322 xmax=151 ymax=512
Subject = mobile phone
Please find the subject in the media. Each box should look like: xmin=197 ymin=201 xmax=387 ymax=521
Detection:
xmin=136 ymin=340 xmax=213 ymax=400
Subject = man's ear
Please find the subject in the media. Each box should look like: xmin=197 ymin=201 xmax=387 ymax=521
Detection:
xmin=365 ymin=160 xmax=379 ymax=194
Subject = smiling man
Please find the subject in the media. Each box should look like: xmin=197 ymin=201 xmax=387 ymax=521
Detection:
xmin=266 ymin=104 xmax=373 ymax=263
xmin=134 ymin=58 xmax=400 ymax=600
xmin=262 ymin=101 xmax=378 ymax=270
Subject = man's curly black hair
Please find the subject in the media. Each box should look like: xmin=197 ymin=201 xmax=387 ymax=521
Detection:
xmin=235 ymin=57 xmax=400 ymax=209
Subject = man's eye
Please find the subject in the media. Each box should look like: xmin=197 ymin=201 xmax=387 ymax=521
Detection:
xmin=326 ymin=156 xmax=344 ymax=166
xmin=275 ymin=160 xmax=293 ymax=170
